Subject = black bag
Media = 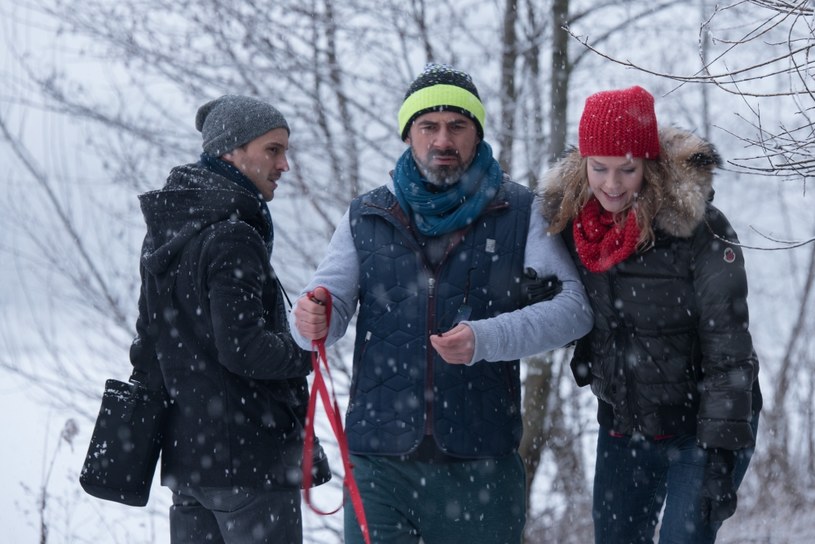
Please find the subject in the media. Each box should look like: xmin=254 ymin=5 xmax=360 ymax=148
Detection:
xmin=79 ymin=376 xmax=168 ymax=506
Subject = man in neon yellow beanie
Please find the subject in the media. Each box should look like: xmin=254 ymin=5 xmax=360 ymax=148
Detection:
xmin=291 ymin=63 xmax=592 ymax=543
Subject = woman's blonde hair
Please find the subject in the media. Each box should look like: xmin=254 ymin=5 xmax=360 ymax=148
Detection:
xmin=545 ymin=156 xmax=668 ymax=251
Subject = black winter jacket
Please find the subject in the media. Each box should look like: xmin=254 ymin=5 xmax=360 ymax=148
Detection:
xmin=130 ymin=162 xmax=311 ymax=489
xmin=541 ymin=127 xmax=761 ymax=450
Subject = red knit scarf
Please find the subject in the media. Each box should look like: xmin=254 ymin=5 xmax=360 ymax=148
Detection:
xmin=573 ymin=198 xmax=640 ymax=273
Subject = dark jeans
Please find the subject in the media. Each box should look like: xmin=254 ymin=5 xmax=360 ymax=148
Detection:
xmin=344 ymin=453 xmax=526 ymax=544
xmin=592 ymin=414 xmax=759 ymax=544
xmin=169 ymin=486 xmax=302 ymax=544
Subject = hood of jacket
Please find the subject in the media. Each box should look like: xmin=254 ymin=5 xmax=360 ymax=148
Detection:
xmin=138 ymin=163 xmax=270 ymax=275
xmin=541 ymin=126 xmax=721 ymax=238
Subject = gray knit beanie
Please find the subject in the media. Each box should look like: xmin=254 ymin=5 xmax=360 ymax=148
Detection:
xmin=195 ymin=95 xmax=290 ymax=156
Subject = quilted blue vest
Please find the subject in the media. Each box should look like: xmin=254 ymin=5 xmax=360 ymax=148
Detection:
xmin=346 ymin=181 xmax=532 ymax=458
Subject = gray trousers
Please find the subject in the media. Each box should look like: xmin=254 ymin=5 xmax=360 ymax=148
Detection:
xmin=170 ymin=486 xmax=302 ymax=544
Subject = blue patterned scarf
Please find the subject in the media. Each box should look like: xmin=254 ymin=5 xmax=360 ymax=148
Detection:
xmin=392 ymin=141 xmax=503 ymax=236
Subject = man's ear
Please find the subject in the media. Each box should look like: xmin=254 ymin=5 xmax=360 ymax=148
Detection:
xmin=220 ymin=151 xmax=237 ymax=167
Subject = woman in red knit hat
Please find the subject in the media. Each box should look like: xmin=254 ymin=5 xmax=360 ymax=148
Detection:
xmin=540 ymin=86 xmax=762 ymax=543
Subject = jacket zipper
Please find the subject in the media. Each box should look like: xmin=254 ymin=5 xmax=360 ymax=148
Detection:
xmin=425 ymin=275 xmax=437 ymax=435
xmin=367 ymin=201 xmax=440 ymax=438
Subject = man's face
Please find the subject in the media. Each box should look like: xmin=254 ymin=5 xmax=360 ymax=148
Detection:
xmin=222 ymin=128 xmax=289 ymax=201
xmin=406 ymin=111 xmax=480 ymax=187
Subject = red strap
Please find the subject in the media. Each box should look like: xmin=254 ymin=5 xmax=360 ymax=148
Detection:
xmin=302 ymin=289 xmax=370 ymax=544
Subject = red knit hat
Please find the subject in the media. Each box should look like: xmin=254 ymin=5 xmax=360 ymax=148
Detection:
xmin=578 ymin=86 xmax=660 ymax=159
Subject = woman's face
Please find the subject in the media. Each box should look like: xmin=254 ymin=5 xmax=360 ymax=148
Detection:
xmin=586 ymin=156 xmax=644 ymax=214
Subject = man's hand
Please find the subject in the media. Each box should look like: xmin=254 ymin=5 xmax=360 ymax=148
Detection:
xmin=293 ymin=286 xmax=330 ymax=341
xmin=520 ymin=269 xmax=562 ymax=307
xmin=700 ymin=448 xmax=738 ymax=524
xmin=430 ymin=324 xmax=475 ymax=365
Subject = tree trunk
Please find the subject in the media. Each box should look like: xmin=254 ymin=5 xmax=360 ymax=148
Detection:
xmin=498 ymin=0 xmax=519 ymax=173
xmin=547 ymin=0 xmax=571 ymax=165
xmin=519 ymin=352 xmax=554 ymax=514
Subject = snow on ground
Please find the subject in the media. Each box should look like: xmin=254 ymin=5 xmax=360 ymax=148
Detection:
xmin=3 ymin=377 xmax=812 ymax=544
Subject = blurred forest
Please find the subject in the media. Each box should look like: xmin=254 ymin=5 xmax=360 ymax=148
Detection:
xmin=1 ymin=0 xmax=813 ymax=542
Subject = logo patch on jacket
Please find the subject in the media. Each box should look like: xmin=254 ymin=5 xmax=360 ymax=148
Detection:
xmin=723 ymin=247 xmax=736 ymax=264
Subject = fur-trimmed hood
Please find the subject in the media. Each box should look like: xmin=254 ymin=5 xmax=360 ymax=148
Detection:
xmin=540 ymin=126 xmax=721 ymax=238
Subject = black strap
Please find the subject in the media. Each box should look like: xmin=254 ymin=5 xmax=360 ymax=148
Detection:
xmin=276 ymin=275 xmax=294 ymax=310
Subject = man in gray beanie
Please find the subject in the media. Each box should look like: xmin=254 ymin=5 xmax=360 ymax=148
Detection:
xmin=196 ymin=94 xmax=290 ymax=157
xmin=128 ymin=95 xmax=327 ymax=543
xmin=196 ymin=94 xmax=291 ymax=200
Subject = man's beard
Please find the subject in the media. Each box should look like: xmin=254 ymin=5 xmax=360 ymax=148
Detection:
xmin=412 ymin=148 xmax=468 ymax=188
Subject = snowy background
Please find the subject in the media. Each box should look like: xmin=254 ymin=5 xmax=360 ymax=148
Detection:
xmin=2 ymin=1 xmax=814 ymax=542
